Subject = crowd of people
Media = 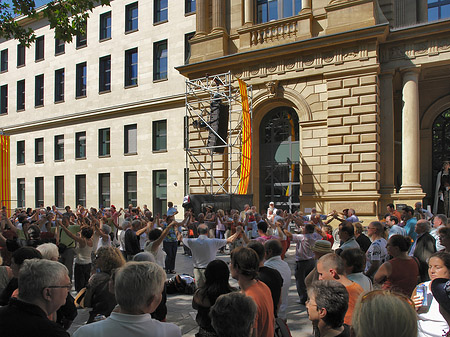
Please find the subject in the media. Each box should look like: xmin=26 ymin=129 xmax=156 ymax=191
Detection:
xmin=0 ymin=200 xmax=449 ymax=337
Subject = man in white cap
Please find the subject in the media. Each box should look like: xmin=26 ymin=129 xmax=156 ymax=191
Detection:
xmin=267 ymin=202 xmax=277 ymax=218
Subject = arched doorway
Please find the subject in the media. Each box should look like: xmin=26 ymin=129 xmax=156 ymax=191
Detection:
xmin=259 ymin=106 xmax=300 ymax=213
xmin=432 ymin=108 xmax=450 ymax=211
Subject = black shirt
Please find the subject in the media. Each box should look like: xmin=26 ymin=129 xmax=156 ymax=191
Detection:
xmin=0 ymin=298 xmax=69 ymax=337
xmin=258 ymin=266 xmax=283 ymax=317
xmin=356 ymin=234 xmax=372 ymax=253
xmin=124 ymin=229 xmax=140 ymax=255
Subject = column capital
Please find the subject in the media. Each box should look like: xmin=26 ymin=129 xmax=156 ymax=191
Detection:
xmin=400 ymin=66 xmax=421 ymax=76
xmin=379 ymin=70 xmax=395 ymax=78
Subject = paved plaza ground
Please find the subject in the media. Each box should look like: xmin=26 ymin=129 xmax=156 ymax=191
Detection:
xmin=69 ymin=244 xmax=313 ymax=337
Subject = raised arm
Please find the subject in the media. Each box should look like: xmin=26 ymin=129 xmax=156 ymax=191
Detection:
xmin=57 ymin=218 xmax=84 ymax=244
xmin=149 ymin=221 xmax=177 ymax=252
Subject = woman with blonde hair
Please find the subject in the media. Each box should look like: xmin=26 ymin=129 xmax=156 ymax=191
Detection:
xmin=352 ymin=290 xmax=417 ymax=337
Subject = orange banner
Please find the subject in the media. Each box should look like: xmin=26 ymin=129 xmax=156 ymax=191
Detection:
xmin=238 ymin=79 xmax=251 ymax=195
xmin=0 ymin=134 xmax=11 ymax=215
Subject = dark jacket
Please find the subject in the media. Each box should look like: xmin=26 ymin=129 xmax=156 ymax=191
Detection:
xmin=0 ymin=298 xmax=69 ymax=337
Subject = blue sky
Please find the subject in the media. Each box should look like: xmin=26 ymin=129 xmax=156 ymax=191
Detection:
xmin=2 ymin=0 xmax=52 ymax=15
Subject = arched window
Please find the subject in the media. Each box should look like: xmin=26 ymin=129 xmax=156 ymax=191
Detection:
xmin=257 ymin=0 xmax=302 ymax=23
xmin=432 ymin=108 xmax=450 ymax=202
xmin=259 ymin=107 xmax=300 ymax=212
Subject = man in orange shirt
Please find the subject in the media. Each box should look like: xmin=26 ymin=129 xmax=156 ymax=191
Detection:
xmin=387 ymin=203 xmax=402 ymax=225
xmin=230 ymin=247 xmax=274 ymax=337
xmin=316 ymin=253 xmax=364 ymax=326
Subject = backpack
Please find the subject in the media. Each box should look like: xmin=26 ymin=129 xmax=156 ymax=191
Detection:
xmin=274 ymin=317 xmax=292 ymax=337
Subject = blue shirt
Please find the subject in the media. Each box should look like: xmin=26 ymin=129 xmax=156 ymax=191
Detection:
xmin=404 ymin=217 xmax=418 ymax=242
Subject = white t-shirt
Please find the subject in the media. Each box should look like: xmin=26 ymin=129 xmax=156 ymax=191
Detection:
xmin=144 ymin=240 xmax=166 ymax=268
xmin=417 ymin=280 xmax=449 ymax=337
xmin=365 ymin=238 xmax=388 ymax=273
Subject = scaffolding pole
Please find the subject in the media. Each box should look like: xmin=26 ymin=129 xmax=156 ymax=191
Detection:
xmin=184 ymin=72 xmax=253 ymax=195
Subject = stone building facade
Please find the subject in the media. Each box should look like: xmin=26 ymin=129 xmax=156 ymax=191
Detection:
xmin=178 ymin=0 xmax=450 ymax=219
xmin=0 ymin=1 xmax=196 ymax=215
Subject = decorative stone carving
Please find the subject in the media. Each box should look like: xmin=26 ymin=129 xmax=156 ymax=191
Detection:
xmin=267 ymin=63 xmax=278 ymax=73
xmin=343 ymin=47 xmax=359 ymax=60
xmin=265 ymin=80 xmax=280 ymax=98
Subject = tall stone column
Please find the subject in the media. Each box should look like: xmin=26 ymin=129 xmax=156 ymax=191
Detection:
xmin=212 ymin=0 xmax=226 ymax=32
xmin=399 ymin=68 xmax=423 ymax=194
xmin=244 ymin=0 xmax=253 ymax=26
xmin=380 ymin=71 xmax=396 ymax=194
xmin=195 ymin=0 xmax=208 ymax=36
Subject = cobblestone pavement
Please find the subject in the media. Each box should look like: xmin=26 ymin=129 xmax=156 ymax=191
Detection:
xmin=69 ymin=244 xmax=313 ymax=337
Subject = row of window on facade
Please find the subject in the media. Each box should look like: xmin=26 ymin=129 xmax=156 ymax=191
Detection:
xmin=0 ymin=36 xmax=196 ymax=114
xmin=16 ymin=170 xmax=169 ymax=215
xmin=0 ymin=0 xmax=195 ymax=72
xmin=255 ymin=0 xmax=449 ymax=22
xmin=16 ymin=121 xmax=167 ymax=165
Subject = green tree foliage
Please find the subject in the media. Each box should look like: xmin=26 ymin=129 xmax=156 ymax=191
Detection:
xmin=0 ymin=0 xmax=111 ymax=46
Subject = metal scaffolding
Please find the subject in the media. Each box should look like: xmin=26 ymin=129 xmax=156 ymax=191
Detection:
xmin=184 ymin=71 xmax=253 ymax=195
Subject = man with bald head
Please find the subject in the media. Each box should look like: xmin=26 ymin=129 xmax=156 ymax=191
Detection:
xmin=183 ymin=224 xmax=241 ymax=287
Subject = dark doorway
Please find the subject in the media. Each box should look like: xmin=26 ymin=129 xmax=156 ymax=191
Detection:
xmin=259 ymin=106 xmax=300 ymax=213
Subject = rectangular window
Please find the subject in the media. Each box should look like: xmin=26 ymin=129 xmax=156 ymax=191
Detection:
xmin=152 ymin=170 xmax=167 ymax=217
xmin=54 ymin=68 xmax=64 ymax=102
xmin=125 ymin=48 xmax=138 ymax=86
xmin=35 ymin=74 xmax=44 ymax=107
xmin=153 ymin=120 xmax=167 ymax=151
xmin=153 ymin=40 xmax=167 ymax=81
xmin=125 ymin=2 xmax=138 ymax=32
xmin=100 ymin=11 xmax=112 ymax=40
xmin=17 ymin=44 xmax=25 ymax=67
xmin=17 ymin=178 xmax=25 ymax=208
xmin=17 ymin=79 xmax=25 ymax=111
xmin=17 ymin=140 xmax=25 ymax=165
xmin=99 ymin=128 xmax=110 ymax=156
xmin=75 ymin=131 xmax=86 ymax=159
xmin=35 ymin=36 xmax=44 ymax=61
xmin=184 ymin=32 xmax=195 ymax=64
xmin=154 ymin=0 xmax=168 ymax=23
xmin=124 ymin=124 xmax=137 ymax=154
xmin=185 ymin=0 xmax=196 ymax=13
xmin=76 ymin=175 xmax=86 ymax=207
xmin=35 ymin=177 xmax=44 ymax=208
xmin=35 ymin=138 xmax=44 ymax=163
xmin=76 ymin=62 xmax=87 ymax=98
xmin=1 ymin=49 xmax=7 ymax=72
xmin=55 ymin=176 xmax=64 ymax=208
xmin=428 ymin=0 xmax=450 ymax=21
xmin=125 ymin=171 xmax=137 ymax=207
xmin=55 ymin=38 xmax=65 ymax=55
xmin=0 ymin=84 xmax=7 ymax=114
xmin=76 ymin=22 xmax=87 ymax=48
xmin=99 ymin=55 xmax=111 ymax=92
xmin=54 ymin=135 xmax=64 ymax=161
xmin=99 ymin=173 xmax=110 ymax=208
xmin=257 ymin=0 xmax=302 ymax=23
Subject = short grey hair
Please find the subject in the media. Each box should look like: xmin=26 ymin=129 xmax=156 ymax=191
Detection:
xmin=37 ymin=243 xmax=59 ymax=260
xmin=436 ymin=214 xmax=448 ymax=226
xmin=19 ymin=259 xmax=68 ymax=302
xmin=417 ymin=220 xmax=431 ymax=232
xmin=210 ymin=292 xmax=257 ymax=337
xmin=114 ymin=262 xmax=165 ymax=313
